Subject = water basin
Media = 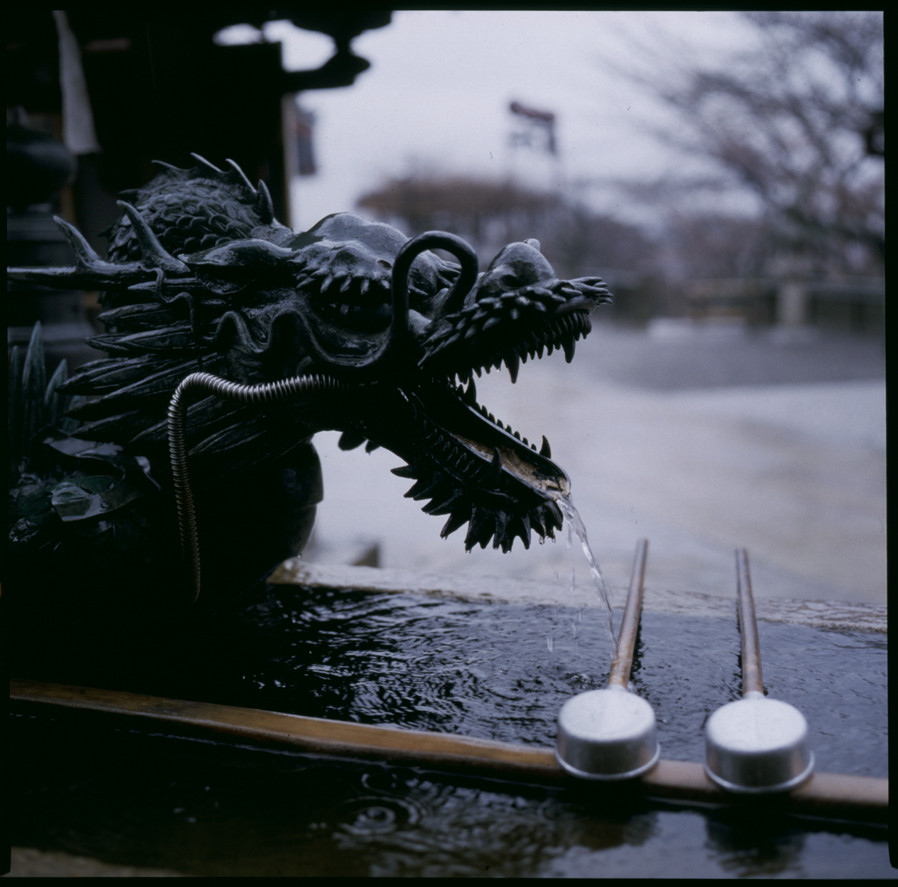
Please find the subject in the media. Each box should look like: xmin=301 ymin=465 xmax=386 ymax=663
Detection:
xmin=8 ymin=573 xmax=889 ymax=877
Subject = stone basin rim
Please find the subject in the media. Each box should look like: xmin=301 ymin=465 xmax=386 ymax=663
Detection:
xmin=272 ymin=561 xmax=887 ymax=634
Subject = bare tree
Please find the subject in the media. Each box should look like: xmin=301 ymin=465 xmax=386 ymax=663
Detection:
xmin=611 ymin=11 xmax=884 ymax=277
xmin=357 ymin=172 xmax=558 ymax=261
xmin=356 ymin=171 xmax=659 ymax=280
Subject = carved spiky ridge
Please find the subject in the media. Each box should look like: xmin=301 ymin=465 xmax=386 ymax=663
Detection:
xmin=106 ymin=154 xmax=281 ymax=263
xmin=422 ymin=287 xmax=596 ymax=382
xmin=419 ymin=239 xmax=610 ymax=384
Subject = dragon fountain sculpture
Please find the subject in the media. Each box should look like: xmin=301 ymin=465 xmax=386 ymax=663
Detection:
xmin=7 ymin=155 xmax=611 ymax=618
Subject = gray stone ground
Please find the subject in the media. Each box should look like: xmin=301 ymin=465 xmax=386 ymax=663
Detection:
xmin=308 ymin=319 xmax=886 ymax=606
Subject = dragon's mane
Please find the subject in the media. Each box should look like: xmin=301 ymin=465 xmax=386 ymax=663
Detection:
xmin=59 ymin=157 xmax=303 ymax=459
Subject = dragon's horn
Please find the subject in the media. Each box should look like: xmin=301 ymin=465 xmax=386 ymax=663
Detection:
xmin=116 ymin=201 xmax=190 ymax=274
xmin=225 ymin=158 xmax=256 ymax=194
xmin=255 ymin=180 xmax=275 ymax=224
xmin=190 ymin=153 xmax=223 ymax=173
xmin=55 ymin=215 xmax=105 ymax=269
xmin=7 ymin=216 xmax=145 ymax=288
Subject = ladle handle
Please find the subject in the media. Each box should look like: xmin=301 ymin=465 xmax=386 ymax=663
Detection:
xmin=608 ymin=538 xmax=649 ymax=688
xmin=736 ymin=548 xmax=764 ymax=696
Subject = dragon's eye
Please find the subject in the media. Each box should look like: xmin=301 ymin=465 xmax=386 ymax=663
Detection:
xmin=498 ymin=272 xmax=520 ymax=288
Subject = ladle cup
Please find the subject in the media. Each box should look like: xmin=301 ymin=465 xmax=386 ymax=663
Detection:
xmin=555 ymin=538 xmax=660 ymax=780
xmin=704 ymin=548 xmax=814 ymax=793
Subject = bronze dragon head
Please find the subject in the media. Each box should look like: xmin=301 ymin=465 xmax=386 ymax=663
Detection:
xmin=8 ymin=155 xmax=611 ymax=601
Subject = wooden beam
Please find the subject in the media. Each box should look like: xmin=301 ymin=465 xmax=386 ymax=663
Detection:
xmin=10 ymin=680 xmax=887 ymax=823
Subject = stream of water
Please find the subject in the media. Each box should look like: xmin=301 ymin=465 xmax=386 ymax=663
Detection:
xmin=557 ymin=494 xmax=617 ymax=649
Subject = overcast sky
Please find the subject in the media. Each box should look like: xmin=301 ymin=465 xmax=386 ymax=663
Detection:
xmin=223 ymin=11 xmax=758 ymax=229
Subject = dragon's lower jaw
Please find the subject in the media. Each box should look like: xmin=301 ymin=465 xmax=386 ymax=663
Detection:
xmin=337 ymin=374 xmax=570 ymax=552
xmin=393 ymin=433 xmax=569 ymax=553
xmin=392 ymin=456 xmax=567 ymax=553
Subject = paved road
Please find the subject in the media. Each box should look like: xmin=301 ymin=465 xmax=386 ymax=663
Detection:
xmin=308 ymin=320 xmax=886 ymax=606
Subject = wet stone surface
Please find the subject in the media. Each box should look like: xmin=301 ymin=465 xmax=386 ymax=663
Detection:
xmin=11 ymin=584 xmax=888 ymax=776
xmin=229 ymin=586 xmax=887 ymax=777
xmin=9 ymin=584 xmax=889 ymax=877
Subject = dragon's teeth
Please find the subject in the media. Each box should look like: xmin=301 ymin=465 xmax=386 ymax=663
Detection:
xmin=441 ymin=511 xmax=467 ymax=539
xmin=506 ymin=352 xmax=520 ymax=382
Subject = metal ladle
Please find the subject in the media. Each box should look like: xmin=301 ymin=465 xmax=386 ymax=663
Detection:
xmin=704 ymin=548 xmax=815 ymax=793
xmin=555 ymin=538 xmax=660 ymax=780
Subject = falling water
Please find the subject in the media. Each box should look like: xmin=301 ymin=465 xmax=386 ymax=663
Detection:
xmin=557 ymin=494 xmax=616 ymax=648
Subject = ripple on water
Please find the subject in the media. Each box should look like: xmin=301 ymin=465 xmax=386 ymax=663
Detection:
xmin=216 ymin=581 xmax=891 ymax=777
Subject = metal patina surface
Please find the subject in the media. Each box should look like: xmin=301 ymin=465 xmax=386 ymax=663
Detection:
xmin=7 ymin=155 xmax=609 ymax=616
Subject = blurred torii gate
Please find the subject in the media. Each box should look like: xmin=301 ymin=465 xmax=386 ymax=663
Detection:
xmin=509 ymin=100 xmax=557 ymax=156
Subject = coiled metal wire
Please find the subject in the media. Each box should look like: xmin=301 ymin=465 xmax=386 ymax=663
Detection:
xmin=165 ymin=229 xmax=479 ymax=602
xmin=167 ymin=371 xmax=352 ymax=601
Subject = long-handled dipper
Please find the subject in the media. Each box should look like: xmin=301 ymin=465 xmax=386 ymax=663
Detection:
xmin=555 ymin=538 xmax=660 ymax=780
xmin=704 ymin=548 xmax=814 ymax=793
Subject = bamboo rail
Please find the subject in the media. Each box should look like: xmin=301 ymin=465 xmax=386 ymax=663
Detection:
xmin=10 ymin=679 xmax=887 ymax=824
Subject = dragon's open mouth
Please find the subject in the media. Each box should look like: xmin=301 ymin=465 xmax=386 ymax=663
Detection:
xmin=336 ymin=305 xmax=597 ymax=553
xmin=339 ymin=373 xmax=569 ymax=552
